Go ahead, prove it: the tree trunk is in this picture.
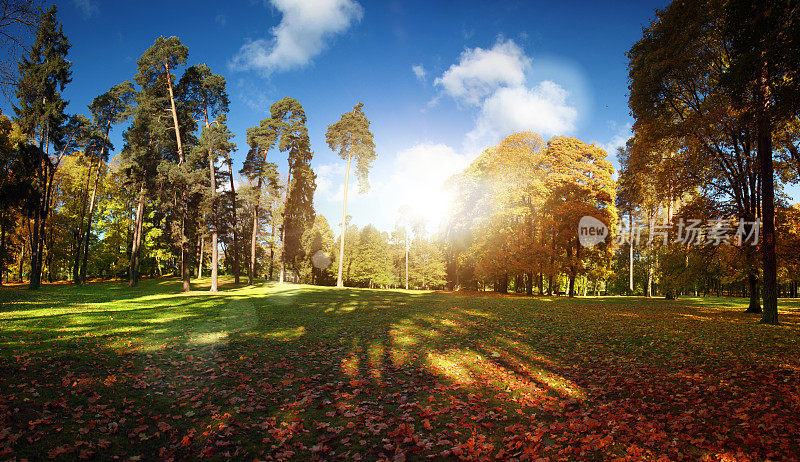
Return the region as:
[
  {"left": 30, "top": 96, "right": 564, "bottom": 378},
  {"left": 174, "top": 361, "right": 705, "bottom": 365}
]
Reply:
[
  {"left": 336, "top": 154, "right": 353, "bottom": 289},
  {"left": 224, "top": 153, "right": 240, "bottom": 284},
  {"left": 269, "top": 209, "right": 276, "bottom": 281},
  {"left": 405, "top": 242, "right": 409, "bottom": 290},
  {"left": 203, "top": 109, "right": 219, "bottom": 292},
  {"left": 757, "top": 59, "right": 778, "bottom": 324},
  {"left": 568, "top": 272, "right": 576, "bottom": 298},
  {"left": 79, "top": 160, "right": 102, "bottom": 284},
  {"left": 250, "top": 190, "right": 259, "bottom": 285},
  {"left": 745, "top": 271, "right": 761, "bottom": 313},
  {"left": 628, "top": 213, "right": 634, "bottom": 295},
  {"left": 280, "top": 171, "right": 292, "bottom": 284},
  {"left": 495, "top": 273, "right": 508, "bottom": 294},
  {"left": 17, "top": 233, "right": 26, "bottom": 282},
  {"left": 74, "top": 161, "right": 93, "bottom": 283},
  {"left": 29, "top": 143, "right": 44, "bottom": 289},
  {"left": 129, "top": 183, "right": 146, "bottom": 287},
  {"left": 197, "top": 235, "right": 204, "bottom": 279},
  {"left": 164, "top": 62, "right": 190, "bottom": 292},
  {"left": 0, "top": 210, "right": 4, "bottom": 286},
  {"left": 525, "top": 271, "right": 533, "bottom": 295}
]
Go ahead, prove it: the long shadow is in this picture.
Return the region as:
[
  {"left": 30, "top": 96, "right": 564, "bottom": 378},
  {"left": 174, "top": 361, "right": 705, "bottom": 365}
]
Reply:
[{"left": 1, "top": 283, "right": 799, "bottom": 460}]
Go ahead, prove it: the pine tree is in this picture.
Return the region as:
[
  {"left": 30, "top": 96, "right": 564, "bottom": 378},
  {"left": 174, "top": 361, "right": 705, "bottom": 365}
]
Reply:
[
  {"left": 272, "top": 97, "right": 316, "bottom": 283},
  {"left": 13, "top": 5, "right": 70, "bottom": 289},
  {"left": 325, "top": 103, "right": 376, "bottom": 288},
  {"left": 135, "top": 36, "right": 192, "bottom": 291},
  {"left": 242, "top": 116, "right": 279, "bottom": 285},
  {"left": 178, "top": 64, "right": 231, "bottom": 291}
]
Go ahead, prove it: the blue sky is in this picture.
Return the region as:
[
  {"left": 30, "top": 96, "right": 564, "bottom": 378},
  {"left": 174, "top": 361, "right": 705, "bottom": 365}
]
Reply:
[{"left": 9, "top": 0, "right": 675, "bottom": 233}]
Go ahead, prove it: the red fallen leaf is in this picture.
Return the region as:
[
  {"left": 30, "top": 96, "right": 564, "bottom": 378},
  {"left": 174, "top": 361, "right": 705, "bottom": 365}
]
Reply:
[
  {"left": 48, "top": 445, "right": 74, "bottom": 458},
  {"left": 157, "top": 422, "right": 172, "bottom": 432},
  {"left": 78, "top": 448, "right": 95, "bottom": 459},
  {"left": 180, "top": 436, "right": 191, "bottom": 447}
]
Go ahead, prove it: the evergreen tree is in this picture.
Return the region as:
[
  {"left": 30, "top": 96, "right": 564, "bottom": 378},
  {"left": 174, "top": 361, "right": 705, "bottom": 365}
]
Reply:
[
  {"left": 178, "top": 64, "right": 231, "bottom": 290},
  {"left": 272, "top": 97, "right": 316, "bottom": 282},
  {"left": 135, "top": 36, "right": 193, "bottom": 291},
  {"left": 242, "top": 115, "right": 279, "bottom": 285},
  {"left": 195, "top": 115, "right": 235, "bottom": 291},
  {"left": 13, "top": 5, "right": 70, "bottom": 289},
  {"left": 325, "top": 102, "right": 376, "bottom": 288}
]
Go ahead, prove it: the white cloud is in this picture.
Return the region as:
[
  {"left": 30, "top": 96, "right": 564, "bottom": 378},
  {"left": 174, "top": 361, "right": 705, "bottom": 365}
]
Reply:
[
  {"left": 315, "top": 163, "right": 346, "bottom": 200},
  {"left": 470, "top": 81, "right": 578, "bottom": 141},
  {"left": 73, "top": 0, "right": 99, "bottom": 19},
  {"left": 412, "top": 64, "right": 426, "bottom": 81},
  {"left": 230, "top": 0, "right": 363, "bottom": 75},
  {"left": 434, "top": 39, "right": 529, "bottom": 105},
  {"left": 215, "top": 13, "right": 227, "bottom": 26},
  {"left": 434, "top": 38, "right": 579, "bottom": 145},
  {"left": 597, "top": 122, "right": 632, "bottom": 167}
]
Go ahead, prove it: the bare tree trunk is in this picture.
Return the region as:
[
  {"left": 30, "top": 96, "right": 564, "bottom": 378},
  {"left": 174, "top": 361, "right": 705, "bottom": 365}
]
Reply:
[
  {"left": 280, "top": 171, "right": 291, "bottom": 284},
  {"left": 29, "top": 123, "right": 47, "bottom": 289},
  {"left": 129, "top": 183, "right": 146, "bottom": 287},
  {"left": 269, "top": 209, "right": 276, "bottom": 280},
  {"left": 0, "top": 209, "right": 4, "bottom": 286},
  {"left": 197, "top": 235, "right": 204, "bottom": 279},
  {"left": 223, "top": 153, "right": 240, "bottom": 284},
  {"left": 203, "top": 109, "right": 219, "bottom": 292},
  {"left": 164, "top": 62, "right": 190, "bottom": 292},
  {"left": 74, "top": 161, "right": 93, "bottom": 283},
  {"left": 628, "top": 213, "right": 634, "bottom": 295},
  {"left": 17, "top": 235, "right": 26, "bottom": 282},
  {"left": 337, "top": 154, "right": 353, "bottom": 289},
  {"left": 80, "top": 160, "right": 102, "bottom": 284},
  {"left": 404, "top": 241, "right": 409, "bottom": 290},
  {"left": 249, "top": 198, "right": 258, "bottom": 285}
]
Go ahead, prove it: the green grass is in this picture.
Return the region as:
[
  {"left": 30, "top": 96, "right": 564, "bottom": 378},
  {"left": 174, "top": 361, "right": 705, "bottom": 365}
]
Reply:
[{"left": 1, "top": 278, "right": 799, "bottom": 460}]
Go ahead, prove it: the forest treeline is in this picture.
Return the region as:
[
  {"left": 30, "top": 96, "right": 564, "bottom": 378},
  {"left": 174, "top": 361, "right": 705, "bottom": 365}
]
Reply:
[{"left": 1, "top": 1, "right": 799, "bottom": 324}]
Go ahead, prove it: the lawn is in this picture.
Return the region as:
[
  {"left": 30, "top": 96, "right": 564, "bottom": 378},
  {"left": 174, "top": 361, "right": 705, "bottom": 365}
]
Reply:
[{"left": 0, "top": 279, "right": 799, "bottom": 461}]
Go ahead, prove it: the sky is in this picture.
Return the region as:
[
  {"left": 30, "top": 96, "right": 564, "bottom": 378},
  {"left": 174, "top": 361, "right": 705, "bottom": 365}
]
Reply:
[{"left": 5, "top": 0, "right": 676, "bottom": 235}]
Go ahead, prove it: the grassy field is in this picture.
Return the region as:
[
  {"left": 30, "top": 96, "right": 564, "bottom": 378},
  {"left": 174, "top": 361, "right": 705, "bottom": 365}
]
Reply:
[{"left": 0, "top": 278, "right": 799, "bottom": 461}]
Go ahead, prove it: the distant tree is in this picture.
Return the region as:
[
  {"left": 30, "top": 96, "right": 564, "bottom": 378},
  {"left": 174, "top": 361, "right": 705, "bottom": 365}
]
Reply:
[
  {"left": 409, "top": 236, "right": 447, "bottom": 290},
  {"left": 79, "top": 81, "right": 134, "bottom": 284},
  {"left": 0, "top": 114, "right": 30, "bottom": 284},
  {"left": 543, "top": 136, "right": 617, "bottom": 298},
  {"left": 349, "top": 225, "right": 393, "bottom": 288},
  {"left": 325, "top": 103, "right": 376, "bottom": 288},
  {"left": 300, "top": 214, "right": 335, "bottom": 284}
]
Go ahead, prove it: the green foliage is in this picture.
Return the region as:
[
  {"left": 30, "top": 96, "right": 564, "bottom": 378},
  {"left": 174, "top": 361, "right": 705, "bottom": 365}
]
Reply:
[
  {"left": 13, "top": 5, "right": 71, "bottom": 145},
  {"left": 325, "top": 102, "right": 377, "bottom": 193}
]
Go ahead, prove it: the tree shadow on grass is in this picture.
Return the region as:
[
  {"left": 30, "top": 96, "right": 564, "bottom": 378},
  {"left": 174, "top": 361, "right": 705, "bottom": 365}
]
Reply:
[{"left": 0, "top": 283, "right": 799, "bottom": 459}]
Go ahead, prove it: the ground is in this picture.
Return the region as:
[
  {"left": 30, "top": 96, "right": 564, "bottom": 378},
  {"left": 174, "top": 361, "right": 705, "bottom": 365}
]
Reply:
[{"left": 0, "top": 279, "right": 799, "bottom": 461}]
